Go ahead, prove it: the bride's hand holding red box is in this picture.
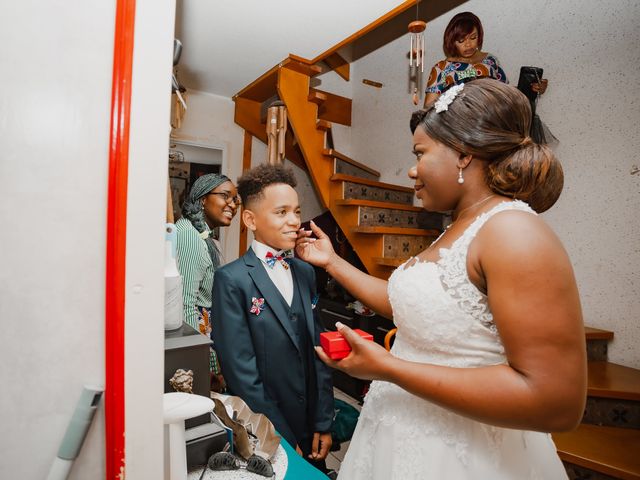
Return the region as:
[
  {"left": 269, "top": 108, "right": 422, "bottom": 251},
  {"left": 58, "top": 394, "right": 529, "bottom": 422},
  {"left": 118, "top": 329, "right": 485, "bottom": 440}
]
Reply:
[{"left": 316, "top": 323, "right": 391, "bottom": 381}]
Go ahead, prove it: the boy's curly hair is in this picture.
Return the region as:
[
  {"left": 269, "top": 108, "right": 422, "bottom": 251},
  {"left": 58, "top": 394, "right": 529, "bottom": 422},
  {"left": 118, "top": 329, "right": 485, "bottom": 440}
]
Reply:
[{"left": 237, "top": 163, "right": 297, "bottom": 207}]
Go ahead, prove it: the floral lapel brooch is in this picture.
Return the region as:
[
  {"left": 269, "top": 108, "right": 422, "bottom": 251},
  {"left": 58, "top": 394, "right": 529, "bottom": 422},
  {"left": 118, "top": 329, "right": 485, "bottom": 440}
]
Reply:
[{"left": 250, "top": 297, "right": 265, "bottom": 316}]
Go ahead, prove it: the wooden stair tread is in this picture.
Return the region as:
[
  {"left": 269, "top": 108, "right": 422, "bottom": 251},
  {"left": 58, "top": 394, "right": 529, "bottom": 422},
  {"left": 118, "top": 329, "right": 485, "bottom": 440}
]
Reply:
[
  {"left": 335, "top": 199, "right": 422, "bottom": 212},
  {"left": 307, "top": 90, "right": 327, "bottom": 105},
  {"left": 281, "top": 57, "right": 322, "bottom": 76},
  {"left": 353, "top": 226, "right": 440, "bottom": 236},
  {"left": 323, "top": 149, "right": 380, "bottom": 177},
  {"left": 585, "top": 326, "right": 614, "bottom": 340},
  {"left": 311, "top": 89, "right": 352, "bottom": 126},
  {"left": 373, "top": 257, "right": 409, "bottom": 267},
  {"left": 588, "top": 361, "right": 640, "bottom": 401},
  {"left": 233, "top": 57, "right": 321, "bottom": 102},
  {"left": 316, "top": 119, "right": 331, "bottom": 131},
  {"left": 331, "top": 173, "right": 414, "bottom": 193},
  {"left": 553, "top": 424, "right": 640, "bottom": 480}
]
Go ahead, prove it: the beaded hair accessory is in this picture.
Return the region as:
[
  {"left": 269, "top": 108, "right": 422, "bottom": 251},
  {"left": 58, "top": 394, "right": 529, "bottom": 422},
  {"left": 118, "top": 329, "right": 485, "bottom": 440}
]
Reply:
[{"left": 434, "top": 83, "right": 464, "bottom": 113}]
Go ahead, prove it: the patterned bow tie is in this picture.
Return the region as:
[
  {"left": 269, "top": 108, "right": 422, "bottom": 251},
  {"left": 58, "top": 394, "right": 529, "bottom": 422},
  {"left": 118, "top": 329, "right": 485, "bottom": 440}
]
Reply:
[{"left": 264, "top": 250, "right": 294, "bottom": 269}]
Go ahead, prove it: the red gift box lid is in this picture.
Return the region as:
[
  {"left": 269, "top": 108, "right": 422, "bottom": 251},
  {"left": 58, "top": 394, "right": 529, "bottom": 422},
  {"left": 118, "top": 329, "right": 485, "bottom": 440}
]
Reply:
[{"left": 320, "top": 329, "right": 373, "bottom": 355}]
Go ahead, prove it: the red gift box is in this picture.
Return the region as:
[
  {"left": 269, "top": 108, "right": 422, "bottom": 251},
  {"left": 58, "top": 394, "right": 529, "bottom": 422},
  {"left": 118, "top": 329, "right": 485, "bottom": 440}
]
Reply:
[{"left": 319, "top": 329, "right": 374, "bottom": 360}]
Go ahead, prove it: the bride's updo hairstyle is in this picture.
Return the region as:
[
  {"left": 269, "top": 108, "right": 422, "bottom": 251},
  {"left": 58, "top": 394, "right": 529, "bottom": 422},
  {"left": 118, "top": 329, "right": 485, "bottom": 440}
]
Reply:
[{"left": 410, "top": 78, "right": 563, "bottom": 213}]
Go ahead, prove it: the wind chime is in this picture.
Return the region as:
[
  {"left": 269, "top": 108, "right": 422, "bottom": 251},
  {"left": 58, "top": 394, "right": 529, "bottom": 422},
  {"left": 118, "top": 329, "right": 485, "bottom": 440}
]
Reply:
[
  {"left": 408, "top": 1, "right": 427, "bottom": 105},
  {"left": 266, "top": 100, "right": 287, "bottom": 165}
]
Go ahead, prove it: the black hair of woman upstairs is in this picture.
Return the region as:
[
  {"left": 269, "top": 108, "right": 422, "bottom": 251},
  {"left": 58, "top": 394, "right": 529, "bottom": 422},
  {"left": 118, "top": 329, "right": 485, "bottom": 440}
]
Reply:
[
  {"left": 424, "top": 11, "right": 548, "bottom": 107},
  {"left": 297, "top": 78, "right": 585, "bottom": 480}
]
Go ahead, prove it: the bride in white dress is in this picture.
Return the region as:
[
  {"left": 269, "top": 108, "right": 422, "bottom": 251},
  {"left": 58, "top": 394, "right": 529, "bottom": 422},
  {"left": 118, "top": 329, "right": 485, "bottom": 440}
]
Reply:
[{"left": 296, "top": 79, "right": 586, "bottom": 479}]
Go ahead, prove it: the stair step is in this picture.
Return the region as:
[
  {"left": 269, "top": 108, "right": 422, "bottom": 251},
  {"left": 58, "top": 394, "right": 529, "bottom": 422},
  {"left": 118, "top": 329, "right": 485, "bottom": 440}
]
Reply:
[
  {"left": 332, "top": 173, "right": 415, "bottom": 206},
  {"left": 585, "top": 327, "right": 614, "bottom": 362},
  {"left": 359, "top": 205, "right": 422, "bottom": 228},
  {"left": 553, "top": 424, "right": 640, "bottom": 480},
  {"left": 585, "top": 327, "right": 615, "bottom": 340},
  {"left": 282, "top": 58, "right": 322, "bottom": 77},
  {"left": 324, "top": 149, "right": 380, "bottom": 181},
  {"left": 582, "top": 361, "right": 640, "bottom": 430},
  {"left": 584, "top": 396, "right": 640, "bottom": 430},
  {"left": 353, "top": 226, "right": 440, "bottom": 236},
  {"left": 333, "top": 159, "right": 379, "bottom": 181},
  {"left": 324, "top": 149, "right": 380, "bottom": 177},
  {"left": 307, "top": 90, "right": 327, "bottom": 105},
  {"left": 374, "top": 257, "right": 409, "bottom": 267},
  {"left": 336, "top": 199, "right": 445, "bottom": 233},
  {"left": 335, "top": 199, "right": 422, "bottom": 212},
  {"left": 331, "top": 173, "right": 413, "bottom": 192},
  {"left": 234, "top": 57, "right": 321, "bottom": 102},
  {"left": 588, "top": 362, "right": 640, "bottom": 401},
  {"left": 316, "top": 119, "right": 331, "bottom": 131},
  {"left": 311, "top": 88, "right": 352, "bottom": 126}
]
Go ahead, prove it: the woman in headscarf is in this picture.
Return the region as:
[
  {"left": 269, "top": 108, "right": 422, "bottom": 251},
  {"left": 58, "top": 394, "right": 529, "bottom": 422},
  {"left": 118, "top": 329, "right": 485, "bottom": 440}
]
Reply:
[{"left": 176, "top": 173, "right": 240, "bottom": 392}]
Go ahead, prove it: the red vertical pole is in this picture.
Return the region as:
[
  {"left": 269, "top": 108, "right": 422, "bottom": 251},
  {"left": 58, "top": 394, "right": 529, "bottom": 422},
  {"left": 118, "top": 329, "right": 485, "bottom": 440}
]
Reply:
[{"left": 106, "top": 0, "right": 136, "bottom": 477}]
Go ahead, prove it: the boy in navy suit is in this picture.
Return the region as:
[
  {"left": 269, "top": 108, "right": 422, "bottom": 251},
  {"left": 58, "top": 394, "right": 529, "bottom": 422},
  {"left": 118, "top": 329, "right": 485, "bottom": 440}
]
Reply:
[{"left": 211, "top": 164, "right": 333, "bottom": 468}]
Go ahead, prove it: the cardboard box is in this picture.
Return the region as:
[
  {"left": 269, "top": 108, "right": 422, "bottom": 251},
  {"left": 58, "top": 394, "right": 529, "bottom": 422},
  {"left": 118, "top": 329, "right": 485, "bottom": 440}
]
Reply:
[{"left": 320, "top": 329, "right": 373, "bottom": 360}]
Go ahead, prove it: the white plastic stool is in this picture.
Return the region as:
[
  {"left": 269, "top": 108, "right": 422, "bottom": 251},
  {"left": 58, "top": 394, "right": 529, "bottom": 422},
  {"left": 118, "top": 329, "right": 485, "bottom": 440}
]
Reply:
[{"left": 163, "top": 392, "right": 214, "bottom": 480}]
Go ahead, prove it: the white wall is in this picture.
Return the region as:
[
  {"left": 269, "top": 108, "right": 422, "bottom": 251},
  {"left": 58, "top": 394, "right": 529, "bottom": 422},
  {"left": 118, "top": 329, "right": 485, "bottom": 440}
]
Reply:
[
  {"left": 349, "top": 0, "right": 640, "bottom": 367},
  {"left": 314, "top": 70, "right": 355, "bottom": 158},
  {"left": 126, "top": 0, "right": 176, "bottom": 478},
  {"left": 171, "top": 90, "right": 246, "bottom": 259},
  {"left": 0, "top": 1, "right": 114, "bottom": 477},
  {"left": 0, "top": 0, "right": 174, "bottom": 478}
]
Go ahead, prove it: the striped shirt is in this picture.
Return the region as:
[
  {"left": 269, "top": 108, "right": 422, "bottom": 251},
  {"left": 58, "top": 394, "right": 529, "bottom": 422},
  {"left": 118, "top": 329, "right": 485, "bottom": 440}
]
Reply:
[{"left": 175, "top": 217, "right": 216, "bottom": 330}]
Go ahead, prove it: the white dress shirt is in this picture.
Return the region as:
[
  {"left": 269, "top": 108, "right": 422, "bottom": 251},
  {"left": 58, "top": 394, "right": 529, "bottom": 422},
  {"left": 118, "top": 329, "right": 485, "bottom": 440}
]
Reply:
[{"left": 251, "top": 240, "right": 294, "bottom": 306}]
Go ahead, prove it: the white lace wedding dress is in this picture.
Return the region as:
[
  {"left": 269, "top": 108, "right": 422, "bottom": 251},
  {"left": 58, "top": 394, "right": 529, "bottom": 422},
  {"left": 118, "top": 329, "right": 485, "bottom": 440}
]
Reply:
[{"left": 337, "top": 201, "right": 567, "bottom": 480}]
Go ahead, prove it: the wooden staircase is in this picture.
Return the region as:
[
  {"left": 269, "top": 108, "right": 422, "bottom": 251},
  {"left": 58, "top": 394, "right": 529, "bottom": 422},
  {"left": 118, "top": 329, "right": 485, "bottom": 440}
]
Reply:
[
  {"left": 233, "top": 57, "right": 441, "bottom": 279},
  {"left": 553, "top": 327, "right": 640, "bottom": 479}
]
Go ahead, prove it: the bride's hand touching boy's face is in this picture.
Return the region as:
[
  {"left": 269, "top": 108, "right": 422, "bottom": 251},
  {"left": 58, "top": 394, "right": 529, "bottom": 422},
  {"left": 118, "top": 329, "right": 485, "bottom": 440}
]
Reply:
[
  {"left": 315, "top": 322, "right": 391, "bottom": 381},
  {"left": 295, "top": 221, "right": 336, "bottom": 269}
]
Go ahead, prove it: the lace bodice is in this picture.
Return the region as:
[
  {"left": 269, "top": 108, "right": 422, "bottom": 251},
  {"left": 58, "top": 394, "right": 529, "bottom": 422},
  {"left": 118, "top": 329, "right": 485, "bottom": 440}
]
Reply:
[
  {"left": 387, "top": 200, "right": 535, "bottom": 368},
  {"left": 338, "top": 202, "right": 565, "bottom": 480},
  {"left": 356, "top": 201, "right": 539, "bottom": 466}
]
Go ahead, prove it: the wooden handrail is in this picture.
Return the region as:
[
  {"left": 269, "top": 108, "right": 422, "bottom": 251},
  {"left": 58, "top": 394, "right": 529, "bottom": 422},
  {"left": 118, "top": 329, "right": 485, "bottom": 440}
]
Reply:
[{"left": 288, "top": 0, "right": 467, "bottom": 67}]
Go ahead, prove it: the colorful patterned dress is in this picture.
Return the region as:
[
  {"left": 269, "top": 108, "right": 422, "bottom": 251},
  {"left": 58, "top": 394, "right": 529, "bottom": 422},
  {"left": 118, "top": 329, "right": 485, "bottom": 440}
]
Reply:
[{"left": 425, "top": 53, "right": 508, "bottom": 95}]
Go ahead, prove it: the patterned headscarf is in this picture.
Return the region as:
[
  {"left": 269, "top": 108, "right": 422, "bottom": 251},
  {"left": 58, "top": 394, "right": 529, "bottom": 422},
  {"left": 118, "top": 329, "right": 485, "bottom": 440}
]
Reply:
[{"left": 181, "top": 173, "right": 230, "bottom": 268}]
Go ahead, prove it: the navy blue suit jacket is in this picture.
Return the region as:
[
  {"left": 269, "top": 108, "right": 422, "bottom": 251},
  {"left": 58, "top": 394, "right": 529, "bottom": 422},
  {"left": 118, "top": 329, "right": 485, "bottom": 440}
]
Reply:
[{"left": 211, "top": 247, "right": 334, "bottom": 447}]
